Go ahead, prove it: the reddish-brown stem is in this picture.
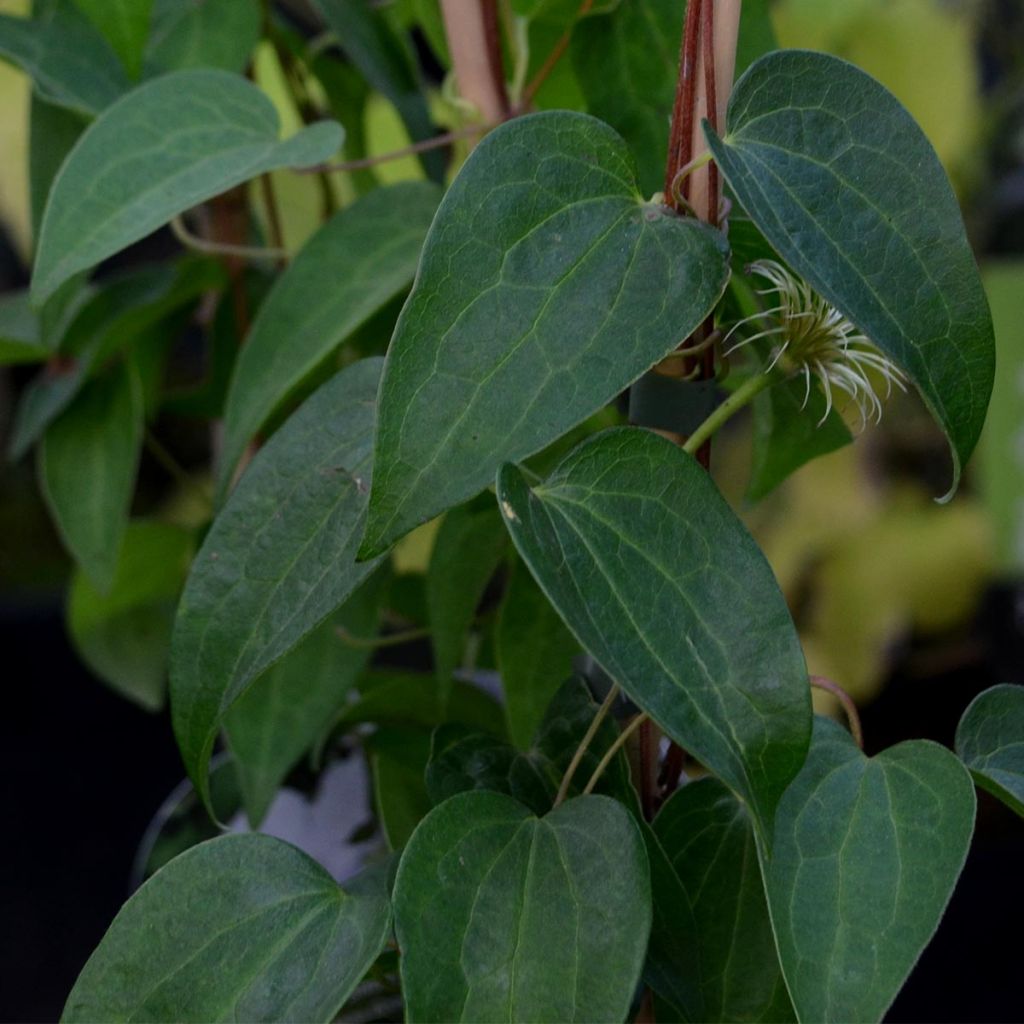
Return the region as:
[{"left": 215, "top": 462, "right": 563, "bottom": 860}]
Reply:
[
  {"left": 519, "top": 0, "right": 595, "bottom": 110},
  {"left": 810, "top": 676, "right": 865, "bottom": 750},
  {"left": 663, "top": 0, "right": 702, "bottom": 206}
]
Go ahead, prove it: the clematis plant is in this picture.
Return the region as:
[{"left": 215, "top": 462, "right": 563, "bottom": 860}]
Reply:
[{"left": 1, "top": 1, "right": 1018, "bottom": 1022}]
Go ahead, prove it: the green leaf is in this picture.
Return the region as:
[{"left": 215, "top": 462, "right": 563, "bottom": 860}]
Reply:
[
  {"left": 425, "top": 724, "right": 554, "bottom": 814},
  {"left": 498, "top": 428, "right": 811, "bottom": 835},
  {"left": 571, "top": 0, "right": 682, "bottom": 196},
  {"left": 143, "top": 0, "right": 261, "bottom": 77},
  {"left": 29, "top": 94, "right": 85, "bottom": 240},
  {"left": 63, "top": 835, "right": 391, "bottom": 1023},
  {"left": 393, "top": 791, "right": 651, "bottom": 1023},
  {"left": 331, "top": 671, "right": 506, "bottom": 738},
  {"left": 427, "top": 495, "right": 508, "bottom": 686},
  {"left": 766, "top": 717, "right": 975, "bottom": 1023},
  {"left": 640, "top": 823, "right": 703, "bottom": 1022},
  {"left": 369, "top": 727, "right": 433, "bottom": 850},
  {"left": 170, "top": 358, "right": 385, "bottom": 812},
  {"left": 735, "top": 0, "right": 778, "bottom": 78},
  {"left": 39, "top": 361, "right": 143, "bottom": 591},
  {"left": 955, "top": 684, "right": 1024, "bottom": 818},
  {"left": 310, "top": 0, "right": 443, "bottom": 181},
  {"left": 0, "top": 0, "right": 128, "bottom": 117},
  {"left": 31, "top": 69, "right": 342, "bottom": 304},
  {"left": 978, "top": 263, "right": 1024, "bottom": 573},
  {"left": 0, "top": 290, "right": 47, "bottom": 365},
  {"left": 423, "top": 675, "right": 634, "bottom": 814},
  {"left": 224, "top": 571, "right": 389, "bottom": 827},
  {"left": 72, "top": 0, "right": 152, "bottom": 79},
  {"left": 747, "top": 375, "right": 852, "bottom": 501},
  {"left": 653, "top": 778, "right": 794, "bottom": 1023},
  {"left": 219, "top": 182, "right": 439, "bottom": 496},
  {"left": 68, "top": 521, "right": 194, "bottom": 711},
  {"left": 705, "top": 50, "right": 994, "bottom": 499},
  {"left": 497, "top": 559, "right": 580, "bottom": 748},
  {"left": 11, "top": 260, "right": 220, "bottom": 459},
  {"left": 361, "top": 111, "right": 730, "bottom": 557}
]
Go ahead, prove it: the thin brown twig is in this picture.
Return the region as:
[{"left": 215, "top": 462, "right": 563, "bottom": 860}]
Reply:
[
  {"left": 297, "top": 124, "right": 487, "bottom": 174},
  {"left": 518, "top": 0, "right": 595, "bottom": 110},
  {"left": 810, "top": 675, "right": 865, "bottom": 750}
]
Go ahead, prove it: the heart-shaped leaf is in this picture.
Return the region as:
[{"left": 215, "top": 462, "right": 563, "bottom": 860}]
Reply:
[
  {"left": 955, "top": 684, "right": 1024, "bottom": 818},
  {"left": 31, "top": 69, "right": 342, "bottom": 304},
  {"left": 360, "top": 110, "right": 730, "bottom": 558},
  {"left": 39, "top": 360, "right": 143, "bottom": 592},
  {"left": 705, "top": 50, "right": 994, "bottom": 498},
  {"left": 393, "top": 791, "right": 650, "bottom": 1023},
  {"left": 63, "top": 835, "right": 391, "bottom": 1023},
  {"left": 170, "top": 358, "right": 385, "bottom": 812},
  {"left": 652, "top": 778, "right": 794, "bottom": 1023},
  {"left": 218, "top": 182, "right": 440, "bottom": 497},
  {"left": 766, "top": 717, "right": 975, "bottom": 1023},
  {"left": 498, "top": 428, "right": 811, "bottom": 835}
]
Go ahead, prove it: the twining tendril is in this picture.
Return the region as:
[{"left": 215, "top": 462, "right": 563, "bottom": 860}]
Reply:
[{"left": 724, "top": 260, "right": 907, "bottom": 428}]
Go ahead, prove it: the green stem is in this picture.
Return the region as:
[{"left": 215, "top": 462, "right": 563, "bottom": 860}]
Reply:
[
  {"left": 554, "top": 684, "right": 620, "bottom": 807},
  {"left": 582, "top": 712, "right": 649, "bottom": 795},
  {"left": 682, "top": 370, "right": 774, "bottom": 455},
  {"left": 335, "top": 625, "right": 430, "bottom": 649}
]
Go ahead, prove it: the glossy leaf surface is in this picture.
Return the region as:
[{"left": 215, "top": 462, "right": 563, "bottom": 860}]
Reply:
[
  {"left": 32, "top": 69, "right": 342, "bottom": 303},
  {"left": 63, "top": 835, "right": 390, "bottom": 1023},
  {"left": 498, "top": 428, "right": 811, "bottom": 833},
  {"left": 955, "top": 684, "right": 1024, "bottom": 817},
  {"left": 653, "top": 778, "right": 794, "bottom": 1022},
  {"left": 39, "top": 361, "right": 142, "bottom": 591},
  {"left": 393, "top": 792, "right": 650, "bottom": 1022},
  {"left": 171, "top": 359, "right": 384, "bottom": 810},
  {"left": 767, "top": 717, "right": 975, "bottom": 1023},
  {"left": 361, "top": 111, "right": 730, "bottom": 557},
  {"left": 706, "top": 50, "right": 994, "bottom": 497},
  {"left": 218, "top": 182, "right": 439, "bottom": 495}
]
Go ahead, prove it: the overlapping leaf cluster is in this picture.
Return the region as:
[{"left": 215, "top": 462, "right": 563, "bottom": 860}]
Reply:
[{"left": 1, "top": 2, "right": 1014, "bottom": 1023}]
